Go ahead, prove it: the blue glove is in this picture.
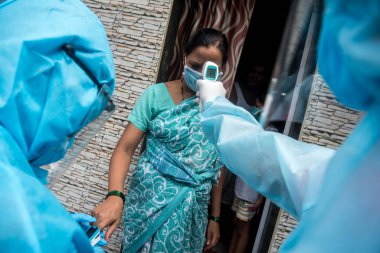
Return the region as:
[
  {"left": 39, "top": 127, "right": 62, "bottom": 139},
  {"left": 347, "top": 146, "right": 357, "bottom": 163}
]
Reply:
[
  {"left": 93, "top": 232, "right": 107, "bottom": 253},
  {"left": 71, "top": 212, "right": 96, "bottom": 231},
  {"left": 71, "top": 212, "right": 107, "bottom": 252}
]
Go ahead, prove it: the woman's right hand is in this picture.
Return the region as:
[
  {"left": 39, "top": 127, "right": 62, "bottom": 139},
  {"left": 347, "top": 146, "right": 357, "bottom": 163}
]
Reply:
[{"left": 91, "top": 196, "right": 124, "bottom": 242}]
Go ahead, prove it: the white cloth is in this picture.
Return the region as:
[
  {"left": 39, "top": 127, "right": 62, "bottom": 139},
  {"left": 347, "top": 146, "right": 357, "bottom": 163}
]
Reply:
[{"left": 235, "top": 176, "right": 260, "bottom": 203}]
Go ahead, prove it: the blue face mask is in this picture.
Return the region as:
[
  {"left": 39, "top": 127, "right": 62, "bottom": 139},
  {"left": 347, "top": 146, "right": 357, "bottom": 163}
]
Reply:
[
  {"left": 29, "top": 134, "right": 76, "bottom": 168},
  {"left": 183, "top": 65, "right": 203, "bottom": 92}
]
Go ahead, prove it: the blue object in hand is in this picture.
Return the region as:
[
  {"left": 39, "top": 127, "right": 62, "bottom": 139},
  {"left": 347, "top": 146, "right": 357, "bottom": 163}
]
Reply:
[{"left": 71, "top": 212, "right": 107, "bottom": 252}]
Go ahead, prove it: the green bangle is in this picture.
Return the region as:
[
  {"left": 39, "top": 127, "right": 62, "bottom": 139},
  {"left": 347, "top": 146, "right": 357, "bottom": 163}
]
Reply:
[
  {"left": 106, "top": 190, "right": 125, "bottom": 204},
  {"left": 208, "top": 215, "right": 220, "bottom": 223}
]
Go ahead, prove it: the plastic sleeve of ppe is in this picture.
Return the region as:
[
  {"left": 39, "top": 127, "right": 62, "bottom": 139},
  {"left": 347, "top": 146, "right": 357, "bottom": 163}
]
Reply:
[{"left": 201, "top": 97, "right": 335, "bottom": 219}]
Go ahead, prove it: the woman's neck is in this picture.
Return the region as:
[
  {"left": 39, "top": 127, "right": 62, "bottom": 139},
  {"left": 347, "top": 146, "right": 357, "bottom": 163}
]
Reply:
[{"left": 181, "top": 79, "right": 195, "bottom": 99}]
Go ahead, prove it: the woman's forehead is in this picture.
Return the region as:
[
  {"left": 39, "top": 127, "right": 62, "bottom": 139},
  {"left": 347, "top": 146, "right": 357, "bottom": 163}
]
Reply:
[{"left": 187, "top": 46, "right": 223, "bottom": 66}]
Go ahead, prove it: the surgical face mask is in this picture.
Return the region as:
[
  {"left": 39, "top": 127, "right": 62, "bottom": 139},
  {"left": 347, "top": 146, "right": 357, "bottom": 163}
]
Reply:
[
  {"left": 30, "top": 134, "right": 75, "bottom": 169},
  {"left": 44, "top": 45, "right": 115, "bottom": 187},
  {"left": 35, "top": 81, "right": 114, "bottom": 186},
  {"left": 46, "top": 98, "right": 113, "bottom": 187},
  {"left": 183, "top": 65, "right": 203, "bottom": 92}
]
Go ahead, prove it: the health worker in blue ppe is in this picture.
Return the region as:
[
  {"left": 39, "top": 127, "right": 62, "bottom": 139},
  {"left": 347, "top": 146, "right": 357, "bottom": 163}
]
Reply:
[
  {"left": 0, "top": 0, "right": 115, "bottom": 252},
  {"left": 197, "top": 0, "right": 380, "bottom": 252}
]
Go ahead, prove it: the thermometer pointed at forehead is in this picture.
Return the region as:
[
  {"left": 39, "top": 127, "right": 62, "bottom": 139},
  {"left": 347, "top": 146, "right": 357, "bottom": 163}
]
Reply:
[{"left": 202, "top": 61, "right": 219, "bottom": 81}]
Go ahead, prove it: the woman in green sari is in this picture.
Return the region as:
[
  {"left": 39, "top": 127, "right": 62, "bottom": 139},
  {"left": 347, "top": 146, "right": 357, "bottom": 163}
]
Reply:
[{"left": 92, "top": 28, "right": 228, "bottom": 253}]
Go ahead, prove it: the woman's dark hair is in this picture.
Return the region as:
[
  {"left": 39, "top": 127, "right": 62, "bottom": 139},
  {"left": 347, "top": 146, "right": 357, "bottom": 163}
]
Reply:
[{"left": 184, "top": 28, "right": 229, "bottom": 66}]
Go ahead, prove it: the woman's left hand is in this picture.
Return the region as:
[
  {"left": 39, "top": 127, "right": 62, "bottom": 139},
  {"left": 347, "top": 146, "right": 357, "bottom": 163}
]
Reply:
[{"left": 203, "top": 219, "right": 220, "bottom": 252}]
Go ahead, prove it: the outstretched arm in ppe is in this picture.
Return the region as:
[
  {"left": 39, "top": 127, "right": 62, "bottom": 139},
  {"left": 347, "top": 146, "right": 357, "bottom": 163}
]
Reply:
[
  {"left": 200, "top": 96, "right": 335, "bottom": 219},
  {"left": 92, "top": 123, "right": 145, "bottom": 241}
]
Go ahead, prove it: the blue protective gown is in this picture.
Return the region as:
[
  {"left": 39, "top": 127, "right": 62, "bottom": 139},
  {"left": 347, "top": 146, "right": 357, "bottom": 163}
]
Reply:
[
  {"left": 201, "top": 0, "right": 380, "bottom": 252},
  {"left": 0, "top": 0, "right": 115, "bottom": 252}
]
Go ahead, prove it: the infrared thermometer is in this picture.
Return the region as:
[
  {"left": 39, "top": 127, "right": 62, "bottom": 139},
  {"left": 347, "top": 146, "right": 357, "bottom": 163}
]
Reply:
[{"left": 202, "top": 61, "right": 219, "bottom": 81}]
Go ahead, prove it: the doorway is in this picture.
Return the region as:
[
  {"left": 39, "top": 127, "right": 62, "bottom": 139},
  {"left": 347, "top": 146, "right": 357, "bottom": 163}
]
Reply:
[{"left": 219, "top": 0, "right": 292, "bottom": 253}]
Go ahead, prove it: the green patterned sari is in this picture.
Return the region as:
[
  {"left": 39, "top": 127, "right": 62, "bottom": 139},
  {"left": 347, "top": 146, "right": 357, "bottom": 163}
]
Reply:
[{"left": 123, "top": 96, "right": 222, "bottom": 253}]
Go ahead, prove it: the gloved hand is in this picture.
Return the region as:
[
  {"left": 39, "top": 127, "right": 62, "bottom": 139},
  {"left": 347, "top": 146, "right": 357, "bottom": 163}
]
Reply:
[
  {"left": 93, "top": 233, "right": 107, "bottom": 253},
  {"left": 196, "top": 79, "right": 226, "bottom": 111},
  {"left": 71, "top": 212, "right": 96, "bottom": 231},
  {"left": 71, "top": 212, "right": 107, "bottom": 252}
]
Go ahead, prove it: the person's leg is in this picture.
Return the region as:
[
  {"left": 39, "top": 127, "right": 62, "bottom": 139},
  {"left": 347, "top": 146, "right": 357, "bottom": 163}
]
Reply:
[
  {"left": 229, "top": 199, "right": 255, "bottom": 253},
  {"left": 228, "top": 198, "right": 240, "bottom": 253},
  {"left": 233, "top": 219, "right": 251, "bottom": 253},
  {"left": 229, "top": 216, "right": 239, "bottom": 253}
]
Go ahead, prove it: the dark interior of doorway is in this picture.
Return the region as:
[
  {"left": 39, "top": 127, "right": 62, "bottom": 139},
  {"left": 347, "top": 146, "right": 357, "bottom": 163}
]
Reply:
[
  {"left": 229, "top": 0, "right": 292, "bottom": 108},
  {"left": 219, "top": 0, "right": 292, "bottom": 253}
]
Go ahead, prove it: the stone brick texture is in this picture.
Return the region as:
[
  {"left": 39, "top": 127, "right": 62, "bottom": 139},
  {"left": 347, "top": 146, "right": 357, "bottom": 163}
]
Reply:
[
  {"left": 269, "top": 74, "right": 362, "bottom": 252},
  {"left": 50, "top": 1, "right": 173, "bottom": 252}
]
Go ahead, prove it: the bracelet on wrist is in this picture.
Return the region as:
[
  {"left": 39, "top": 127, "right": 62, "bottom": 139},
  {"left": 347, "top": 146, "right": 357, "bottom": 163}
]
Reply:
[
  {"left": 208, "top": 215, "right": 220, "bottom": 223},
  {"left": 106, "top": 190, "right": 125, "bottom": 204}
]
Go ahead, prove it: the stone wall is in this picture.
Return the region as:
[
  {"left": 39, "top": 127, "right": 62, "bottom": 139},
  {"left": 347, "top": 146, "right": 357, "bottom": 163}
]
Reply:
[
  {"left": 50, "top": 1, "right": 174, "bottom": 252},
  {"left": 268, "top": 73, "right": 362, "bottom": 252}
]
